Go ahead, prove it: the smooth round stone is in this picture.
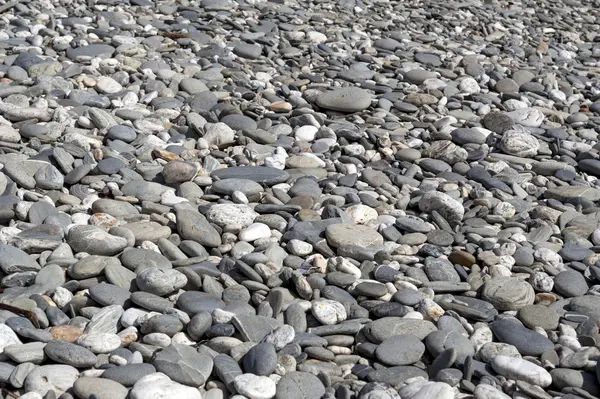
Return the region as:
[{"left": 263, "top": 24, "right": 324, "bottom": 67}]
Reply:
[
  {"left": 396, "top": 148, "right": 421, "bottom": 162},
  {"left": 3, "top": 342, "right": 45, "bottom": 364},
  {"left": 448, "top": 251, "right": 476, "bottom": 267},
  {"left": 211, "top": 167, "right": 288, "bottom": 185},
  {"left": 68, "top": 256, "right": 119, "bottom": 279},
  {"left": 364, "top": 318, "right": 437, "bottom": 343},
  {"left": 239, "top": 223, "right": 271, "bottom": 242},
  {"left": 392, "top": 289, "right": 423, "bottom": 306},
  {"left": 234, "top": 373, "right": 276, "bottom": 399},
  {"left": 569, "top": 296, "right": 600, "bottom": 323},
  {"left": 24, "top": 365, "right": 79, "bottom": 396},
  {"left": 311, "top": 299, "right": 347, "bottom": 325},
  {"left": 152, "top": 344, "right": 213, "bottom": 386},
  {"left": 220, "top": 114, "right": 258, "bottom": 131},
  {"left": 409, "top": 382, "right": 454, "bottom": 399},
  {"left": 141, "top": 315, "right": 183, "bottom": 337},
  {"left": 130, "top": 373, "right": 202, "bottom": 399},
  {"left": 179, "top": 78, "right": 209, "bottom": 95},
  {"left": 403, "top": 69, "right": 437, "bottom": 84},
  {"left": 517, "top": 305, "right": 560, "bottom": 330},
  {"left": 482, "top": 112, "right": 515, "bottom": 133},
  {"left": 97, "top": 158, "right": 126, "bottom": 175},
  {"left": 233, "top": 42, "right": 263, "bottom": 59},
  {"left": 495, "top": 78, "right": 519, "bottom": 93},
  {"left": 66, "top": 44, "right": 115, "bottom": 60},
  {"left": 550, "top": 368, "right": 600, "bottom": 396},
  {"left": 325, "top": 224, "right": 384, "bottom": 249},
  {"left": 107, "top": 125, "right": 136, "bottom": 142},
  {"left": 162, "top": 161, "right": 197, "bottom": 184},
  {"left": 102, "top": 364, "right": 157, "bottom": 387},
  {"left": 242, "top": 342, "right": 277, "bottom": 376},
  {"left": 425, "top": 331, "right": 475, "bottom": 366},
  {"left": 481, "top": 277, "right": 535, "bottom": 310},
  {"left": 212, "top": 178, "right": 263, "bottom": 196},
  {"left": 295, "top": 125, "right": 318, "bottom": 141},
  {"left": 315, "top": 87, "right": 372, "bottom": 113},
  {"left": 553, "top": 270, "right": 588, "bottom": 297},
  {"left": 44, "top": 340, "right": 97, "bottom": 368},
  {"left": 394, "top": 101, "right": 418, "bottom": 113},
  {"left": 418, "top": 191, "right": 464, "bottom": 224},
  {"left": 88, "top": 283, "right": 131, "bottom": 307},
  {"left": 131, "top": 292, "right": 174, "bottom": 312},
  {"left": 176, "top": 209, "right": 221, "bottom": 248},
  {"left": 578, "top": 159, "right": 600, "bottom": 177},
  {"left": 490, "top": 318, "right": 554, "bottom": 356},
  {"left": 121, "top": 248, "right": 171, "bottom": 271},
  {"left": 436, "top": 368, "right": 462, "bottom": 386},
  {"left": 477, "top": 342, "right": 521, "bottom": 363},
  {"left": 367, "top": 366, "right": 428, "bottom": 386},
  {"left": 92, "top": 199, "right": 139, "bottom": 218},
  {"left": 450, "top": 128, "right": 486, "bottom": 145},
  {"left": 177, "top": 291, "right": 225, "bottom": 316},
  {"left": 121, "top": 180, "right": 169, "bottom": 202},
  {"left": 206, "top": 204, "right": 258, "bottom": 228},
  {"left": 426, "top": 231, "right": 454, "bottom": 246},
  {"left": 491, "top": 356, "right": 551, "bottom": 387},
  {"left": 77, "top": 333, "right": 121, "bottom": 354},
  {"left": 105, "top": 263, "right": 136, "bottom": 290},
  {"left": 136, "top": 268, "right": 188, "bottom": 297},
  {"left": 67, "top": 226, "right": 128, "bottom": 256},
  {"left": 275, "top": 371, "right": 326, "bottom": 399},
  {"left": 73, "top": 377, "right": 128, "bottom": 399},
  {"left": 375, "top": 335, "right": 425, "bottom": 366},
  {"left": 473, "top": 384, "right": 511, "bottom": 399}
]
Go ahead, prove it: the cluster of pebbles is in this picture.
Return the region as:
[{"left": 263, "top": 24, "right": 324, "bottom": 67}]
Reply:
[{"left": 0, "top": 0, "right": 600, "bottom": 398}]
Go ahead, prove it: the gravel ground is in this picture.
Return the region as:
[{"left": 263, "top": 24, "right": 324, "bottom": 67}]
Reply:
[{"left": 0, "top": 0, "right": 599, "bottom": 398}]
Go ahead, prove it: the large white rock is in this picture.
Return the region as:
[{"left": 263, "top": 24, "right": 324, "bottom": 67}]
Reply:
[
  {"left": 24, "top": 365, "right": 79, "bottom": 396},
  {"left": 203, "top": 122, "right": 235, "bottom": 146},
  {"left": 411, "top": 382, "right": 454, "bottom": 399},
  {"left": 234, "top": 374, "right": 276, "bottom": 399},
  {"left": 346, "top": 204, "right": 378, "bottom": 224},
  {"left": 95, "top": 76, "right": 123, "bottom": 94},
  {"left": 239, "top": 223, "right": 271, "bottom": 242},
  {"left": 499, "top": 129, "right": 539, "bottom": 157},
  {"left": 130, "top": 373, "right": 202, "bottom": 399},
  {"left": 77, "top": 333, "right": 122, "bottom": 354},
  {"left": 491, "top": 355, "right": 551, "bottom": 387},
  {"left": 295, "top": 125, "right": 318, "bottom": 141},
  {"left": 311, "top": 299, "right": 347, "bottom": 325},
  {"left": 506, "top": 107, "right": 544, "bottom": 127},
  {"left": 0, "top": 323, "right": 21, "bottom": 354},
  {"left": 206, "top": 204, "right": 258, "bottom": 228},
  {"left": 418, "top": 191, "right": 464, "bottom": 224},
  {"left": 473, "top": 384, "right": 511, "bottom": 399}
]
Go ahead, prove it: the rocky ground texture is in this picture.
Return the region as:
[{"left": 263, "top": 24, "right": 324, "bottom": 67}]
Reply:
[{"left": 0, "top": 0, "right": 599, "bottom": 398}]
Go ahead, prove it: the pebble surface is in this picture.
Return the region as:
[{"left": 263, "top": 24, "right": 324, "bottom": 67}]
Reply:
[{"left": 0, "top": 0, "right": 599, "bottom": 398}]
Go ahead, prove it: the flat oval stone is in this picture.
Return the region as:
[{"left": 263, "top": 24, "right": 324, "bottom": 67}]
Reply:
[
  {"left": 73, "top": 377, "right": 128, "bottom": 399},
  {"left": 375, "top": 334, "right": 425, "bottom": 366},
  {"left": 102, "top": 364, "right": 157, "bottom": 387},
  {"left": 367, "top": 366, "right": 428, "bottom": 386},
  {"left": 482, "top": 277, "right": 535, "bottom": 310},
  {"left": 275, "top": 371, "right": 326, "bottom": 399},
  {"left": 211, "top": 179, "right": 263, "bottom": 196},
  {"left": 490, "top": 318, "right": 554, "bottom": 356},
  {"left": 364, "top": 318, "right": 437, "bottom": 343},
  {"left": 325, "top": 224, "right": 384, "bottom": 249},
  {"left": 315, "top": 87, "right": 372, "bottom": 113},
  {"left": 44, "top": 340, "right": 97, "bottom": 368},
  {"left": 211, "top": 166, "right": 289, "bottom": 185},
  {"left": 491, "top": 356, "right": 551, "bottom": 387}
]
